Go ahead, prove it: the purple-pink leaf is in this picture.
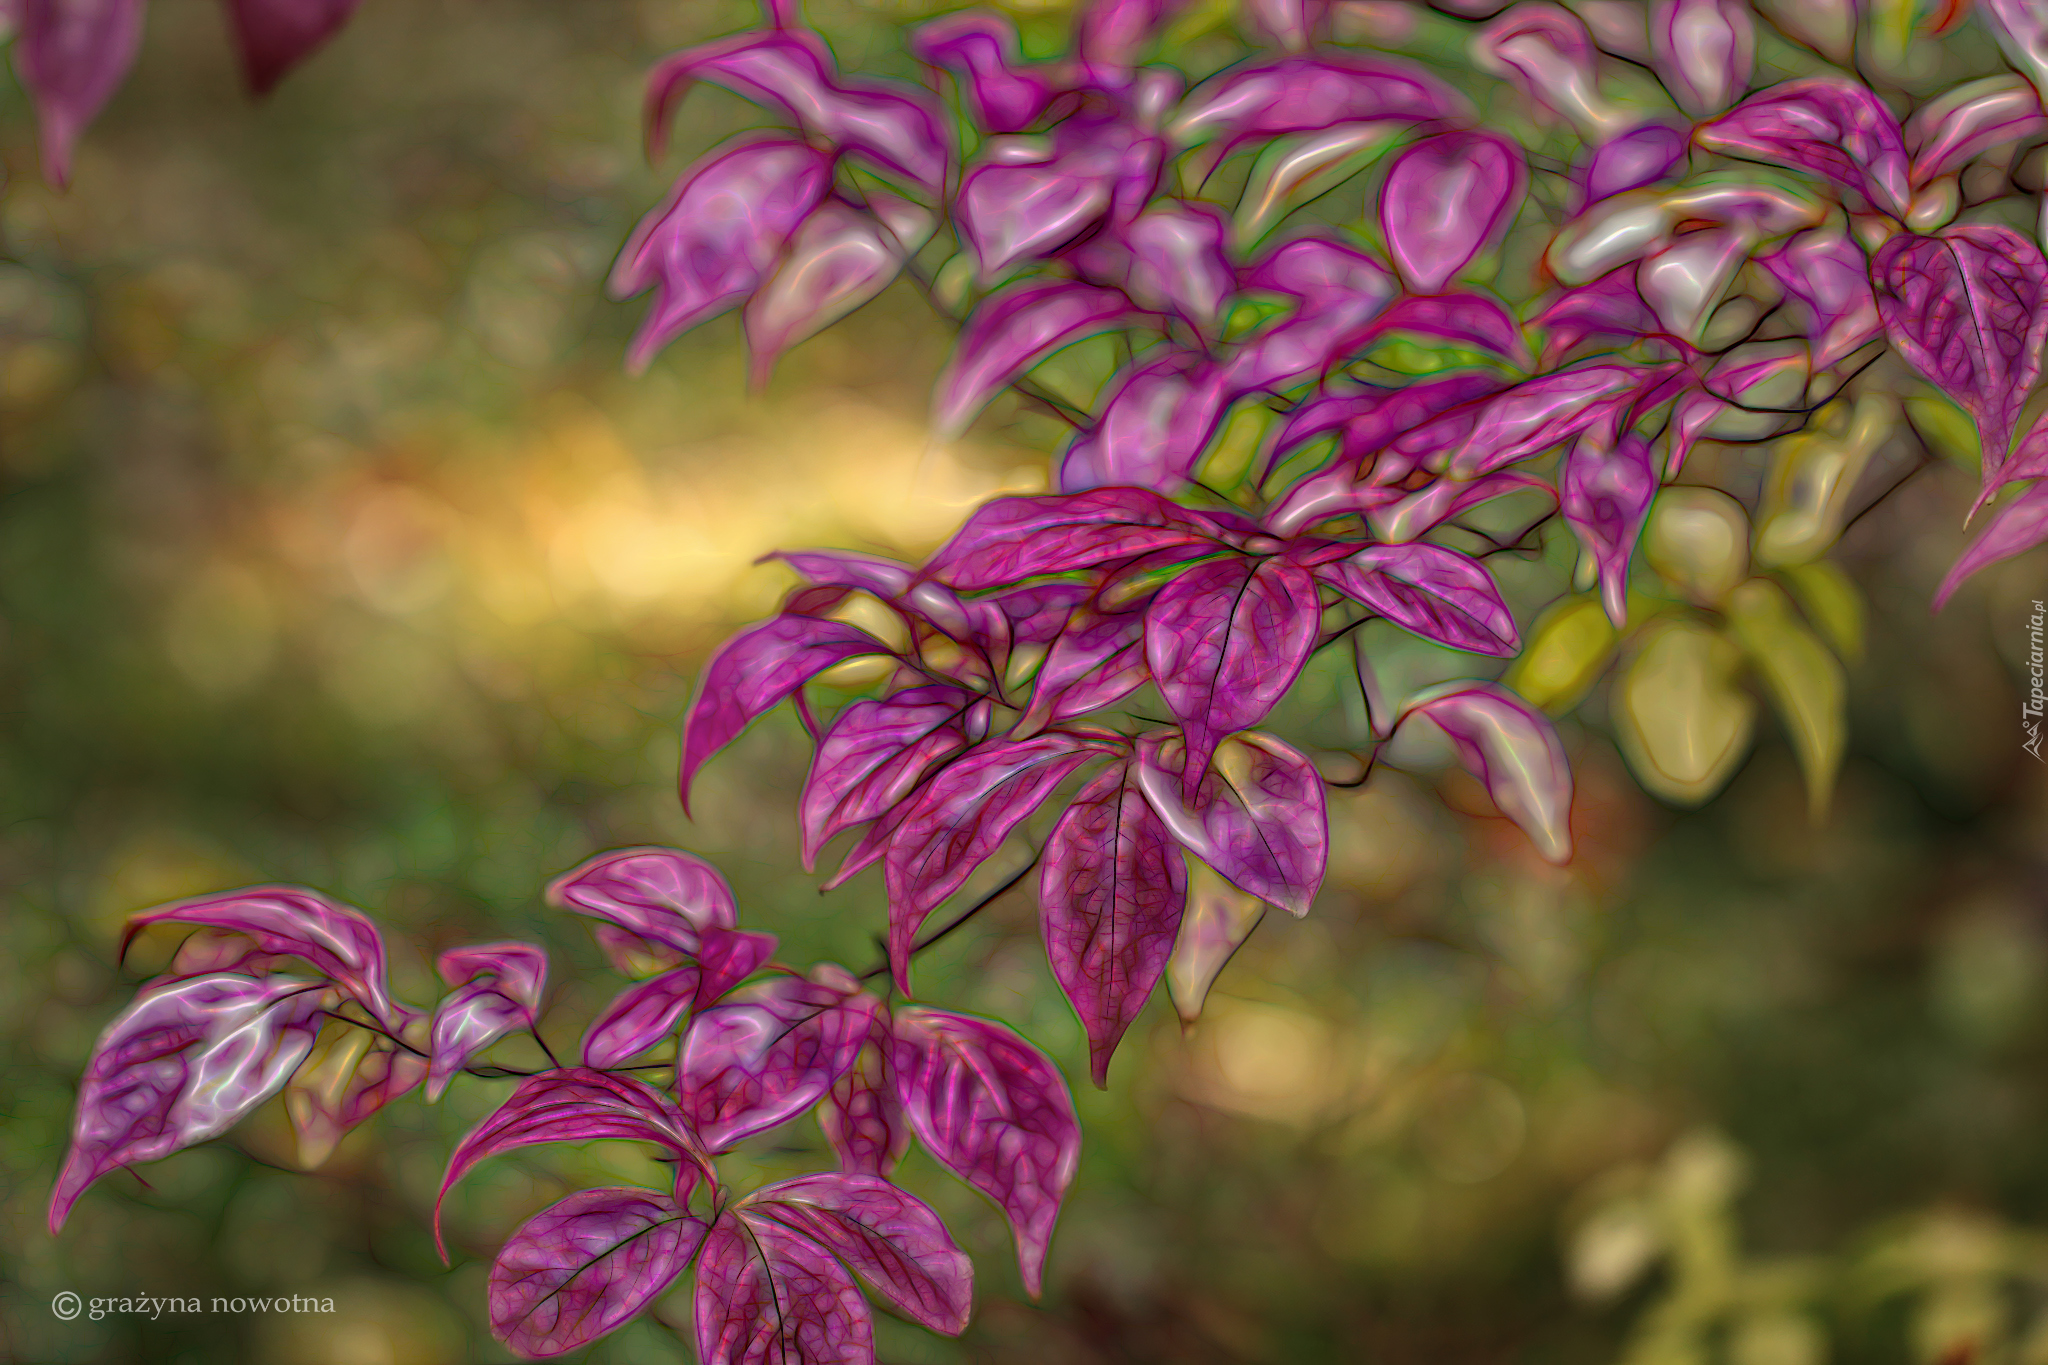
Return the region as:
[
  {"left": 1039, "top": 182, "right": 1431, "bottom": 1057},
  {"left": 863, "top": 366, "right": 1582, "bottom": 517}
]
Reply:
[
  {"left": 743, "top": 1172, "right": 973, "bottom": 1335},
  {"left": 1650, "top": 0, "right": 1753, "bottom": 116},
  {"left": 1170, "top": 53, "right": 1463, "bottom": 150},
  {"left": 1579, "top": 122, "right": 1689, "bottom": 205},
  {"left": 1872, "top": 225, "right": 2048, "bottom": 501},
  {"left": 125, "top": 887, "right": 400, "bottom": 1028},
  {"left": 16, "top": 0, "right": 145, "bottom": 187},
  {"left": 800, "top": 686, "right": 978, "bottom": 869},
  {"left": 1360, "top": 292, "right": 1527, "bottom": 361},
  {"left": 744, "top": 198, "right": 929, "bottom": 386},
  {"left": 1696, "top": 79, "right": 1909, "bottom": 215},
  {"left": 609, "top": 137, "right": 834, "bottom": 373},
  {"left": 1018, "top": 595, "right": 1155, "bottom": 733},
  {"left": 1116, "top": 201, "right": 1236, "bottom": 328},
  {"left": 883, "top": 734, "right": 1112, "bottom": 989},
  {"left": 1975, "top": 0, "right": 2048, "bottom": 103},
  {"left": 581, "top": 968, "right": 700, "bottom": 1070},
  {"left": 909, "top": 12, "right": 1053, "bottom": 133},
  {"left": 220, "top": 0, "right": 361, "bottom": 96},
  {"left": 286, "top": 1035, "right": 425, "bottom": 1167},
  {"left": 1228, "top": 237, "right": 1400, "bottom": 393},
  {"left": 1755, "top": 226, "right": 1880, "bottom": 370},
  {"left": 1637, "top": 226, "right": 1753, "bottom": 344},
  {"left": 677, "top": 972, "right": 872, "bottom": 1151},
  {"left": 1562, "top": 431, "right": 1660, "bottom": 626},
  {"left": 1146, "top": 555, "right": 1322, "bottom": 790},
  {"left": 1056, "top": 353, "right": 1234, "bottom": 493},
  {"left": 1906, "top": 75, "right": 2047, "bottom": 185},
  {"left": 1934, "top": 478, "right": 2048, "bottom": 609},
  {"left": 819, "top": 1043, "right": 911, "bottom": 1177},
  {"left": 956, "top": 118, "right": 1160, "bottom": 276},
  {"left": 1473, "top": 3, "right": 1616, "bottom": 135},
  {"left": 437, "top": 1070, "right": 703, "bottom": 1256},
  {"left": 1398, "top": 682, "right": 1574, "bottom": 863},
  {"left": 680, "top": 614, "right": 890, "bottom": 811},
  {"left": 1366, "top": 470, "right": 1553, "bottom": 545},
  {"left": 1073, "top": 0, "right": 1179, "bottom": 79},
  {"left": 489, "top": 1187, "right": 708, "bottom": 1359},
  {"left": 922, "top": 487, "right": 1215, "bottom": 591},
  {"left": 695, "top": 1212, "right": 873, "bottom": 1365},
  {"left": 427, "top": 942, "right": 548, "bottom": 1102},
  {"left": 1040, "top": 762, "right": 1187, "bottom": 1086},
  {"left": 887, "top": 1007, "right": 1080, "bottom": 1297},
  {"left": 1378, "top": 132, "right": 1527, "bottom": 295},
  {"left": 51, "top": 973, "right": 323, "bottom": 1232},
  {"left": 1319, "top": 542, "right": 1519, "bottom": 655},
  {"left": 1267, "top": 373, "right": 1506, "bottom": 488},
  {"left": 1447, "top": 364, "right": 1659, "bottom": 479},
  {"left": 646, "top": 31, "right": 948, "bottom": 193},
  {"left": 1535, "top": 268, "right": 1672, "bottom": 361},
  {"left": 547, "top": 847, "right": 740, "bottom": 960},
  {"left": 933, "top": 280, "right": 1137, "bottom": 438},
  {"left": 1134, "top": 730, "right": 1327, "bottom": 917}
]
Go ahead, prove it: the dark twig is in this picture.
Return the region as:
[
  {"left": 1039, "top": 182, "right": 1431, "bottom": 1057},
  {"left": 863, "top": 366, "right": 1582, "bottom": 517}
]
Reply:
[{"left": 857, "top": 854, "right": 1041, "bottom": 982}]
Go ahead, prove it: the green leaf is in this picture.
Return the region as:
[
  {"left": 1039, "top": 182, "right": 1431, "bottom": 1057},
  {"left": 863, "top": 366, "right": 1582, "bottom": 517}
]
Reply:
[
  {"left": 1777, "top": 561, "right": 1864, "bottom": 662},
  {"left": 1724, "top": 578, "right": 1846, "bottom": 822},
  {"left": 1613, "top": 618, "right": 1757, "bottom": 808},
  {"left": 1905, "top": 394, "right": 1982, "bottom": 472},
  {"left": 1503, "top": 595, "right": 1618, "bottom": 714}
]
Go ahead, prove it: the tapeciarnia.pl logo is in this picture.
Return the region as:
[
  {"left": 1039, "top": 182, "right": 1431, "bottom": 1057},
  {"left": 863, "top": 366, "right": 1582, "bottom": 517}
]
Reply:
[{"left": 2026, "top": 600, "right": 2045, "bottom": 762}]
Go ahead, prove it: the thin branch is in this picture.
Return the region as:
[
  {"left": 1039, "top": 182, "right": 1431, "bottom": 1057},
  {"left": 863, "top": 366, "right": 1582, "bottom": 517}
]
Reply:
[{"left": 857, "top": 854, "right": 1041, "bottom": 982}]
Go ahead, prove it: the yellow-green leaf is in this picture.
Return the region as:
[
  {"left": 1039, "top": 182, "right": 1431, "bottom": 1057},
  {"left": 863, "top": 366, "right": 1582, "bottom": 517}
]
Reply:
[
  {"left": 1644, "top": 487, "right": 1751, "bottom": 606},
  {"left": 1504, "top": 595, "right": 1619, "bottom": 713},
  {"left": 1234, "top": 122, "right": 1400, "bottom": 249},
  {"left": 1725, "top": 578, "right": 1846, "bottom": 822},
  {"left": 1613, "top": 618, "right": 1757, "bottom": 807},
  {"left": 1904, "top": 394, "right": 1982, "bottom": 472},
  {"left": 1752, "top": 393, "right": 1893, "bottom": 568},
  {"left": 1166, "top": 858, "right": 1266, "bottom": 1026},
  {"left": 1193, "top": 401, "right": 1276, "bottom": 493},
  {"left": 1778, "top": 560, "right": 1864, "bottom": 661}
]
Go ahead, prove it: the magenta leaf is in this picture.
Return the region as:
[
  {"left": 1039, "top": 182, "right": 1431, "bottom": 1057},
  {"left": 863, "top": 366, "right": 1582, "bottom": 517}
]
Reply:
[
  {"left": 1447, "top": 364, "right": 1661, "bottom": 479},
  {"left": 1018, "top": 594, "right": 1155, "bottom": 733},
  {"left": 1637, "top": 226, "right": 1753, "bottom": 343},
  {"left": 1267, "top": 373, "right": 1506, "bottom": 490},
  {"left": 679, "top": 614, "right": 891, "bottom": 811},
  {"left": 1170, "top": 53, "right": 1463, "bottom": 150},
  {"left": 489, "top": 1187, "right": 708, "bottom": 1359},
  {"left": 957, "top": 118, "right": 1159, "bottom": 276},
  {"left": 1975, "top": 0, "right": 2048, "bottom": 102},
  {"left": 1561, "top": 431, "right": 1660, "bottom": 626},
  {"left": 819, "top": 1042, "right": 911, "bottom": 1177},
  {"left": 580, "top": 968, "right": 700, "bottom": 1070},
  {"left": 887, "top": 1007, "right": 1080, "bottom": 1297},
  {"left": 547, "top": 847, "right": 740, "bottom": 960},
  {"left": 125, "top": 886, "right": 401, "bottom": 1028},
  {"left": 744, "top": 197, "right": 930, "bottom": 386},
  {"left": 1366, "top": 470, "right": 1553, "bottom": 546},
  {"left": 1056, "top": 353, "right": 1235, "bottom": 493},
  {"left": 921, "top": 487, "right": 1215, "bottom": 591},
  {"left": 1378, "top": 132, "right": 1526, "bottom": 294},
  {"left": 696, "top": 928, "right": 780, "bottom": 1004},
  {"left": 220, "top": 0, "right": 361, "bottom": 95},
  {"left": 1134, "top": 730, "right": 1328, "bottom": 917},
  {"left": 1696, "top": 79, "right": 1910, "bottom": 215},
  {"left": 884, "top": 734, "right": 1114, "bottom": 989},
  {"left": 743, "top": 1172, "right": 973, "bottom": 1334},
  {"left": 1872, "top": 225, "right": 2048, "bottom": 501},
  {"left": 1535, "top": 268, "right": 1671, "bottom": 361},
  {"left": 1262, "top": 471, "right": 1406, "bottom": 540},
  {"left": 1934, "top": 479, "right": 2048, "bottom": 609},
  {"left": 15, "top": 0, "right": 146, "bottom": 187},
  {"left": 437, "top": 1069, "right": 703, "bottom": 1255},
  {"left": 1040, "top": 762, "right": 1187, "bottom": 1086},
  {"left": 677, "top": 972, "right": 873, "bottom": 1151},
  {"left": 1228, "top": 234, "right": 1398, "bottom": 392},
  {"left": 1360, "top": 292, "right": 1526, "bottom": 361},
  {"left": 1473, "top": 4, "right": 1612, "bottom": 134},
  {"left": 427, "top": 942, "right": 549, "bottom": 1101},
  {"left": 1073, "top": 0, "right": 1179, "bottom": 78},
  {"left": 1649, "top": 0, "right": 1753, "bottom": 116},
  {"left": 1116, "top": 201, "right": 1236, "bottom": 329},
  {"left": 1579, "top": 121, "right": 1689, "bottom": 205},
  {"left": 646, "top": 31, "right": 948, "bottom": 193},
  {"left": 51, "top": 973, "right": 323, "bottom": 1232},
  {"left": 1398, "top": 682, "right": 1574, "bottom": 863},
  {"left": 1906, "top": 75, "right": 2047, "bottom": 185},
  {"left": 608, "top": 137, "right": 834, "bottom": 372},
  {"left": 1755, "top": 226, "right": 1880, "bottom": 370},
  {"left": 909, "top": 11, "right": 1053, "bottom": 133},
  {"left": 1146, "top": 555, "right": 1322, "bottom": 790},
  {"left": 1317, "top": 542, "right": 1517, "bottom": 655},
  {"left": 932, "top": 280, "right": 1137, "bottom": 438},
  {"left": 695, "top": 1212, "right": 873, "bottom": 1365},
  {"left": 800, "top": 686, "right": 978, "bottom": 870}
]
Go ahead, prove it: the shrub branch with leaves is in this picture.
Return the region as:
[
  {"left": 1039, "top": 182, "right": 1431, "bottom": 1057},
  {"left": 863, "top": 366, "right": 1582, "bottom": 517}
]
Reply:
[{"left": 36, "top": 0, "right": 2048, "bottom": 1359}]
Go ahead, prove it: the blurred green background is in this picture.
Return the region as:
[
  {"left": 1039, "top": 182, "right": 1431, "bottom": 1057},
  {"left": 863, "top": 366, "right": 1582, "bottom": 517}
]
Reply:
[{"left": 2, "top": 1, "right": 2047, "bottom": 1362}]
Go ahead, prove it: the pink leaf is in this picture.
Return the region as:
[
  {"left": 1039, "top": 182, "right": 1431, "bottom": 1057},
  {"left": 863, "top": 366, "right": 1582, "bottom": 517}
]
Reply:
[
  {"left": 1906, "top": 74, "right": 2047, "bottom": 185},
  {"left": 16, "top": 0, "right": 145, "bottom": 187},
  {"left": 1378, "top": 132, "right": 1527, "bottom": 294},
  {"left": 1018, "top": 594, "right": 1155, "bottom": 734},
  {"left": 694, "top": 1212, "right": 873, "bottom": 1365},
  {"left": 957, "top": 117, "right": 1161, "bottom": 276},
  {"left": 1447, "top": 364, "right": 1667, "bottom": 479},
  {"left": 1561, "top": 431, "right": 1660, "bottom": 626},
  {"left": 1472, "top": 4, "right": 1612, "bottom": 135},
  {"left": 1754, "top": 226, "right": 1881, "bottom": 370},
  {"left": 743, "top": 197, "right": 929, "bottom": 386},
  {"left": 1398, "top": 682, "right": 1574, "bottom": 863},
  {"left": 1145, "top": 555, "right": 1323, "bottom": 792},
  {"left": 51, "top": 974, "right": 323, "bottom": 1232},
  {"left": 909, "top": 11, "right": 1054, "bottom": 133},
  {"left": 743, "top": 1172, "right": 973, "bottom": 1335},
  {"left": 677, "top": 973, "right": 873, "bottom": 1151},
  {"left": 1170, "top": 53, "right": 1464, "bottom": 151},
  {"left": 1649, "top": 0, "right": 1753, "bottom": 116},
  {"left": 819, "top": 1042, "right": 911, "bottom": 1178},
  {"left": 1316, "top": 542, "right": 1519, "bottom": 655},
  {"left": 800, "top": 686, "right": 978, "bottom": 870},
  {"left": 220, "top": 0, "right": 361, "bottom": 96},
  {"left": 547, "top": 847, "right": 740, "bottom": 959},
  {"left": 1040, "top": 762, "right": 1188, "bottom": 1085},
  {"left": 1696, "top": 78, "right": 1910, "bottom": 215},
  {"left": 1934, "top": 479, "right": 2048, "bottom": 609},
  {"left": 1055, "top": 352, "right": 1235, "bottom": 493},
  {"left": 679, "top": 615, "right": 891, "bottom": 811},
  {"left": 932, "top": 280, "right": 1137, "bottom": 438},
  {"left": 922, "top": 487, "right": 1216, "bottom": 591},
  {"left": 580, "top": 968, "right": 700, "bottom": 1070},
  {"left": 489, "top": 1187, "right": 708, "bottom": 1358},
  {"left": 427, "top": 942, "right": 548, "bottom": 1101},
  {"left": 887, "top": 1008, "right": 1080, "bottom": 1297},
  {"left": 696, "top": 927, "right": 781, "bottom": 1006},
  {"left": 1134, "top": 730, "right": 1327, "bottom": 917}
]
